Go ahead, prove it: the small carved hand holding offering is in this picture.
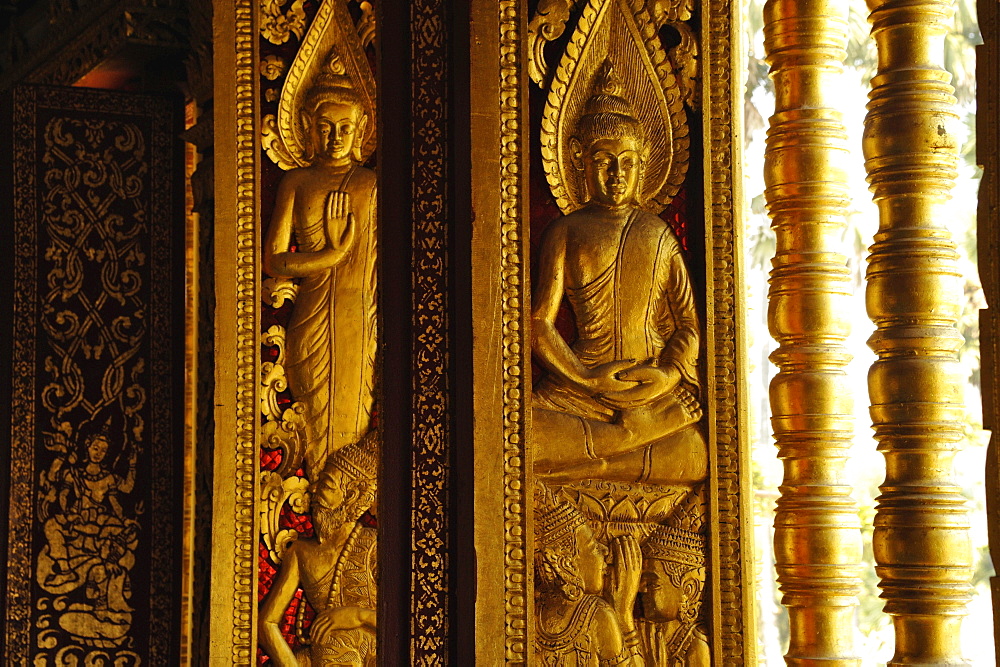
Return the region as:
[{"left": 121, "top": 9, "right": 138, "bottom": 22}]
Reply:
[
  {"left": 598, "top": 363, "right": 682, "bottom": 410},
  {"left": 607, "top": 534, "right": 642, "bottom": 633},
  {"left": 324, "top": 190, "right": 356, "bottom": 258},
  {"left": 310, "top": 605, "right": 377, "bottom": 645}
]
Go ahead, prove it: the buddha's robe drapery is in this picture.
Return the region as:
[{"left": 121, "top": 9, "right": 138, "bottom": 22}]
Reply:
[
  {"left": 534, "top": 209, "right": 700, "bottom": 421},
  {"left": 285, "top": 165, "right": 378, "bottom": 477}
]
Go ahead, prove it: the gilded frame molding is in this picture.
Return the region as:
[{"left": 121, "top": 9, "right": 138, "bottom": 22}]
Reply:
[
  {"left": 700, "top": 0, "right": 755, "bottom": 659},
  {"left": 209, "top": 0, "right": 259, "bottom": 662}
]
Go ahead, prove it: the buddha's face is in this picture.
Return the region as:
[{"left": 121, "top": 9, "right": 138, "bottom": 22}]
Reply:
[
  {"left": 582, "top": 136, "right": 642, "bottom": 208},
  {"left": 574, "top": 523, "right": 608, "bottom": 594},
  {"left": 310, "top": 101, "right": 363, "bottom": 165}
]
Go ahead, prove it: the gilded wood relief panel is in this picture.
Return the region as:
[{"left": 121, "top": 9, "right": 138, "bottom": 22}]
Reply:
[
  {"left": 2, "top": 85, "right": 183, "bottom": 666},
  {"left": 522, "top": 0, "right": 749, "bottom": 663},
  {"left": 527, "top": 0, "right": 708, "bottom": 663},
  {"left": 255, "top": 2, "right": 380, "bottom": 664},
  {"left": 214, "top": 0, "right": 749, "bottom": 661}
]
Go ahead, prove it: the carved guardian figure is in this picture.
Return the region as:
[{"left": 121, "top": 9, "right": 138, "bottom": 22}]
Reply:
[{"left": 258, "top": 436, "right": 378, "bottom": 666}]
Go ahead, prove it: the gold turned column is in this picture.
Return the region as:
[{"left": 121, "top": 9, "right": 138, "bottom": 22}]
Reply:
[
  {"left": 763, "top": 0, "right": 863, "bottom": 664},
  {"left": 863, "top": 0, "right": 974, "bottom": 662}
]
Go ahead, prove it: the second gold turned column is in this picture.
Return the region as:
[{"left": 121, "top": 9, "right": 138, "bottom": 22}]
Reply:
[
  {"left": 863, "top": 0, "right": 975, "bottom": 662},
  {"left": 763, "top": 0, "right": 863, "bottom": 663}
]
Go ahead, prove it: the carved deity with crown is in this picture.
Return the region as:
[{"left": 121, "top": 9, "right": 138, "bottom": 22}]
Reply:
[
  {"left": 534, "top": 486, "right": 646, "bottom": 666},
  {"left": 638, "top": 488, "right": 709, "bottom": 666}
]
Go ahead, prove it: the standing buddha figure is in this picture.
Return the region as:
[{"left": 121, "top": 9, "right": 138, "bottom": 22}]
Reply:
[
  {"left": 532, "top": 59, "right": 706, "bottom": 486},
  {"left": 264, "top": 56, "right": 378, "bottom": 478}
]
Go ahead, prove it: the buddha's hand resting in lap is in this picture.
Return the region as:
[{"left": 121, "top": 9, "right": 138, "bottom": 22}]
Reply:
[
  {"left": 578, "top": 359, "right": 640, "bottom": 396},
  {"left": 597, "top": 364, "right": 681, "bottom": 410}
]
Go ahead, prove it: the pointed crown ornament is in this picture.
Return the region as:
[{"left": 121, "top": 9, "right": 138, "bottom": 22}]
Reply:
[
  {"left": 643, "top": 525, "right": 705, "bottom": 567},
  {"left": 310, "top": 431, "right": 380, "bottom": 509},
  {"left": 642, "top": 485, "right": 707, "bottom": 567},
  {"left": 86, "top": 416, "right": 115, "bottom": 444},
  {"left": 535, "top": 485, "right": 588, "bottom": 550},
  {"left": 324, "top": 431, "right": 380, "bottom": 482},
  {"left": 539, "top": 0, "right": 690, "bottom": 214},
  {"left": 262, "top": 0, "right": 377, "bottom": 169}
]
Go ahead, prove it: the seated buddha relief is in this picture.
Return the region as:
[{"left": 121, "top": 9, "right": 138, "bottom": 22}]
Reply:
[
  {"left": 531, "top": 59, "right": 706, "bottom": 487},
  {"left": 528, "top": 0, "right": 709, "bottom": 662}
]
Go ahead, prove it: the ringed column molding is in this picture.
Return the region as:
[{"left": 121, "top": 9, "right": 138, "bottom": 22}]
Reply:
[
  {"left": 862, "top": 0, "right": 975, "bottom": 662},
  {"left": 762, "top": 0, "right": 863, "bottom": 663}
]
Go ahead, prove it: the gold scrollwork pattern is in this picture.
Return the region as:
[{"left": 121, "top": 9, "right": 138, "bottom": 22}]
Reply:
[
  {"left": 261, "top": 0, "right": 307, "bottom": 45},
  {"left": 35, "top": 116, "right": 147, "bottom": 662},
  {"left": 528, "top": 0, "right": 579, "bottom": 86},
  {"left": 261, "top": 55, "right": 289, "bottom": 81},
  {"left": 5, "top": 85, "right": 181, "bottom": 665},
  {"left": 259, "top": 470, "right": 310, "bottom": 564},
  {"left": 409, "top": 0, "right": 452, "bottom": 661}
]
